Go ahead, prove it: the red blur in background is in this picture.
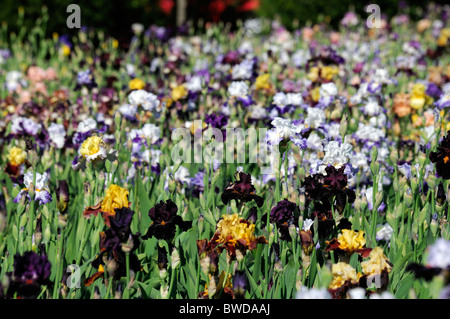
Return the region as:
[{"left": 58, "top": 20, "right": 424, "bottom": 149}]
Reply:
[{"left": 159, "top": 0, "right": 260, "bottom": 21}]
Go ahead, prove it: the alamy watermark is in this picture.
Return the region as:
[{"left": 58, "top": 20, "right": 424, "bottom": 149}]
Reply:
[
  {"left": 66, "top": 4, "right": 81, "bottom": 29},
  {"left": 66, "top": 264, "right": 81, "bottom": 289},
  {"left": 170, "top": 121, "right": 284, "bottom": 176},
  {"left": 366, "top": 4, "right": 381, "bottom": 29}
]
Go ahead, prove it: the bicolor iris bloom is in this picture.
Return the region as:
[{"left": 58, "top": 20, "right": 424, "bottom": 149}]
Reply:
[{"left": 13, "top": 171, "right": 52, "bottom": 205}]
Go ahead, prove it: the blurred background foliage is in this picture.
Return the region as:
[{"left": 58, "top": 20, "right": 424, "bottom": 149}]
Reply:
[
  {"left": 0, "top": 0, "right": 448, "bottom": 40},
  {"left": 257, "top": 0, "right": 447, "bottom": 27}
]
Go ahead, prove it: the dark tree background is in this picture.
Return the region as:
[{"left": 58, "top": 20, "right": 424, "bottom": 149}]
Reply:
[{"left": 0, "top": 0, "right": 448, "bottom": 40}]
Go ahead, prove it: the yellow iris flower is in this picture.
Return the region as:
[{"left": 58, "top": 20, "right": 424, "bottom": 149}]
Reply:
[
  {"left": 320, "top": 66, "right": 339, "bottom": 81},
  {"left": 79, "top": 136, "right": 103, "bottom": 158},
  {"left": 216, "top": 214, "right": 256, "bottom": 246},
  {"left": 307, "top": 67, "right": 320, "bottom": 82},
  {"left": 311, "top": 86, "right": 321, "bottom": 102},
  {"left": 337, "top": 229, "right": 366, "bottom": 254},
  {"left": 171, "top": 85, "right": 188, "bottom": 101},
  {"left": 437, "top": 28, "right": 450, "bottom": 47},
  {"left": 254, "top": 73, "right": 271, "bottom": 90},
  {"left": 410, "top": 83, "right": 427, "bottom": 110},
  {"left": 361, "top": 247, "right": 392, "bottom": 276},
  {"left": 329, "top": 262, "right": 362, "bottom": 290},
  {"left": 101, "top": 184, "right": 129, "bottom": 216},
  {"left": 129, "top": 78, "right": 146, "bottom": 91},
  {"left": 7, "top": 146, "right": 27, "bottom": 166},
  {"left": 62, "top": 44, "right": 71, "bottom": 56}
]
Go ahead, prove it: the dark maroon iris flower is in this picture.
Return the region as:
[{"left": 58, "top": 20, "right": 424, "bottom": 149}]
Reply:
[
  {"left": 429, "top": 132, "right": 450, "bottom": 179},
  {"left": 142, "top": 199, "right": 192, "bottom": 241},
  {"left": 109, "top": 207, "right": 135, "bottom": 240},
  {"left": 406, "top": 263, "right": 442, "bottom": 281},
  {"left": 304, "top": 165, "right": 355, "bottom": 213},
  {"left": 221, "top": 172, "right": 263, "bottom": 207},
  {"left": 303, "top": 165, "right": 355, "bottom": 238},
  {"left": 264, "top": 199, "right": 299, "bottom": 241},
  {"left": 85, "top": 207, "right": 140, "bottom": 286}
]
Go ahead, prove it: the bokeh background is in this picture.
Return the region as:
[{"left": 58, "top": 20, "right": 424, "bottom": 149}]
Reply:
[{"left": 0, "top": 0, "right": 449, "bottom": 39}]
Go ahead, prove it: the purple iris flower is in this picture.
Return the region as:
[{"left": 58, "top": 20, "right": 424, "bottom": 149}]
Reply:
[
  {"left": 426, "top": 83, "right": 442, "bottom": 99},
  {"left": 8, "top": 251, "right": 52, "bottom": 298},
  {"left": 75, "top": 69, "right": 97, "bottom": 90}
]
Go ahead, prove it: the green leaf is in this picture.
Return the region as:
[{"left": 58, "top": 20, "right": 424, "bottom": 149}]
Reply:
[
  {"left": 245, "top": 264, "right": 262, "bottom": 298},
  {"left": 251, "top": 244, "right": 264, "bottom": 284},
  {"left": 284, "top": 258, "right": 297, "bottom": 298},
  {"left": 394, "top": 272, "right": 415, "bottom": 299},
  {"left": 393, "top": 251, "right": 414, "bottom": 276},
  {"left": 211, "top": 168, "right": 222, "bottom": 186},
  {"left": 307, "top": 249, "right": 318, "bottom": 288},
  {"left": 349, "top": 251, "right": 359, "bottom": 269},
  {"left": 136, "top": 175, "right": 152, "bottom": 235},
  {"left": 202, "top": 208, "right": 217, "bottom": 227}
]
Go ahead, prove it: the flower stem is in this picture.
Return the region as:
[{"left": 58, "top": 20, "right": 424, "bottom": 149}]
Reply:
[
  {"left": 52, "top": 231, "right": 65, "bottom": 299},
  {"left": 76, "top": 218, "right": 95, "bottom": 265}
]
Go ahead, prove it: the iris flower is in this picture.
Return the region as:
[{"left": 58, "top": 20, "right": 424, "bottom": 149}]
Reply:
[
  {"left": 254, "top": 73, "right": 271, "bottom": 91},
  {"left": 127, "top": 89, "right": 161, "bottom": 112},
  {"left": 7, "top": 146, "right": 27, "bottom": 167},
  {"left": 84, "top": 207, "right": 141, "bottom": 287},
  {"left": 221, "top": 172, "right": 264, "bottom": 207},
  {"left": 73, "top": 135, "right": 117, "bottom": 170},
  {"left": 304, "top": 165, "right": 356, "bottom": 214},
  {"left": 429, "top": 131, "right": 450, "bottom": 179},
  {"left": 128, "top": 78, "right": 145, "bottom": 91},
  {"left": 326, "top": 229, "right": 372, "bottom": 257},
  {"left": 5, "top": 146, "right": 27, "bottom": 180},
  {"left": 328, "top": 262, "right": 362, "bottom": 299},
  {"left": 265, "top": 199, "right": 299, "bottom": 241},
  {"left": 13, "top": 171, "right": 52, "bottom": 205},
  {"left": 359, "top": 247, "right": 392, "bottom": 290},
  {"left": 410, "top": 83, "right": 430, "bottom": 110},
  {"left": 171, "top": 84, "right": 188, "bottom": 101},
  {"left": 83, "top": 184, "right": 130, "bottom": 227},
  {"left": 201, "top": 214, "right": 267, "bottom": 259},
  {"left": 7, "top": 251, "right": 52, "bottom": 299},
  {"left": 142, "top": 199, "right": 192, "bottom": 241},
  {"left": 79, "top": 136, "right": 107, "bottom": 162},
  {"left": 75, "top": 69, "right": 97, "bottom": 90},
  {"left": 264, "top": 117, "right": 307, "bottom": 150}
]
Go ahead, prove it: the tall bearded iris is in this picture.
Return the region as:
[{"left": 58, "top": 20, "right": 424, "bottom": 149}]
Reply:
[
  {"left": 265, "top": 199, "right": 300, "bottom": 241},
  {"left": 13, "top": 171, "right": 52, "bottom": 205},
  {"left": 304, "top": 165, "right": 356, "bottom": 213},
  {"left": 221, "top": 172, "right": 264, "bottom": 207},
  {"left": 83, "top": 184, "right": 130, "bottom": 227},
  {"left": 326, "top": 229, "right": 372, "bottom": 258},
  {"left": 84, "top": 207, "right": 141, "bottom": 287},
  {"left": 73, "top": 135, "right": 117, "bottom": 170},
  {"left": 265, "top": 117, "right": 307, "bottom": 151},
  {"left": 142, "top": 199, "right": 192, "bottom": 241},
  {"left": 7, "top": 251, "right": 52, "bottom": 298},
  {"left": 429, "top": 131, "right": 450, "bottom": 179},
  {"left": 203, "top": 214, "right": 267, "bottom": 259},
  {"left": 303, "top": 165, "right": 356, "bottom": 238},
  {"left": 5, "top": 146, "right": 27, "bottom": 181}
]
